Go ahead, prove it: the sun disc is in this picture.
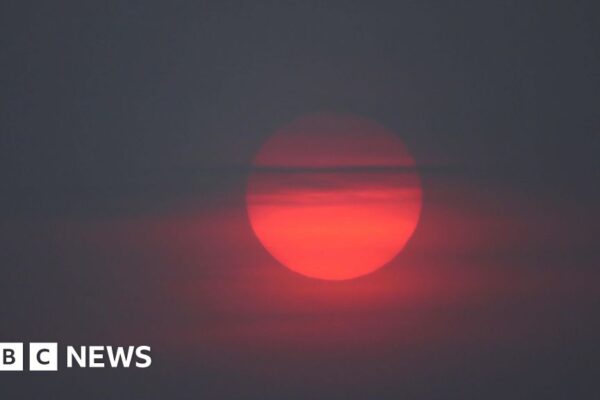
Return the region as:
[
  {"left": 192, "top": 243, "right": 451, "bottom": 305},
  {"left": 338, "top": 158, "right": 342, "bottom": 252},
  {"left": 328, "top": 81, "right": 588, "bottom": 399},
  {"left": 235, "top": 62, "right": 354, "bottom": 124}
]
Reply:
[{"left": 246, "top": 113, "right": 422, "bottom": 280}]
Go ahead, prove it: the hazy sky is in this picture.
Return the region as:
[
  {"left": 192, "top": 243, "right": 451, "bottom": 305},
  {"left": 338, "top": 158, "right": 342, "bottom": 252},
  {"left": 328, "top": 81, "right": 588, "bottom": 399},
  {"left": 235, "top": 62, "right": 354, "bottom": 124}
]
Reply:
[{"left": 1, "top": 2, "right": 598, "bottom": 398}]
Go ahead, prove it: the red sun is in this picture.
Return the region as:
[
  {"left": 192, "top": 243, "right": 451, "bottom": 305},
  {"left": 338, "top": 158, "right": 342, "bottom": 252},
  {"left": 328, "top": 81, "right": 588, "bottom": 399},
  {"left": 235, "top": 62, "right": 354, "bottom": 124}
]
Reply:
[{"left": 246, "top": 113, "right": 422, "bottom": 280}]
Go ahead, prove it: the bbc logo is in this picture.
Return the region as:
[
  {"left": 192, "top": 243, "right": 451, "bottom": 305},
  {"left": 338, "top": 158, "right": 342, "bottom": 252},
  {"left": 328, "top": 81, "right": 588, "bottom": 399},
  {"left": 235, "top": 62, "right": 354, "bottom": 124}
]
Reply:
[
  {"left": 0, "top": 343, "right": 58, "bottom": 371},
  {"left": 1, "top": 342, "right": 152, "bottom": 371}
]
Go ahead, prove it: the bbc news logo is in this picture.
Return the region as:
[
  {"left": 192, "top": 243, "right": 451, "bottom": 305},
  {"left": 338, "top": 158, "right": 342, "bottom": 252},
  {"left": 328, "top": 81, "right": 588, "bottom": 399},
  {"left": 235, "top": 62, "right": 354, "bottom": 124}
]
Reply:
[{"left": 0, "top": 343, "right": 151, "bottom": 371}]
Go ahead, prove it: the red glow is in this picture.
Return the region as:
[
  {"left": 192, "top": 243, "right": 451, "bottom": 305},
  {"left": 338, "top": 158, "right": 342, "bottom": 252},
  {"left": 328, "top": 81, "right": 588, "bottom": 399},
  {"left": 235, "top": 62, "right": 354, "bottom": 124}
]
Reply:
[{"left": 246, "top": 113, "right": 422, "bottom": 280}]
